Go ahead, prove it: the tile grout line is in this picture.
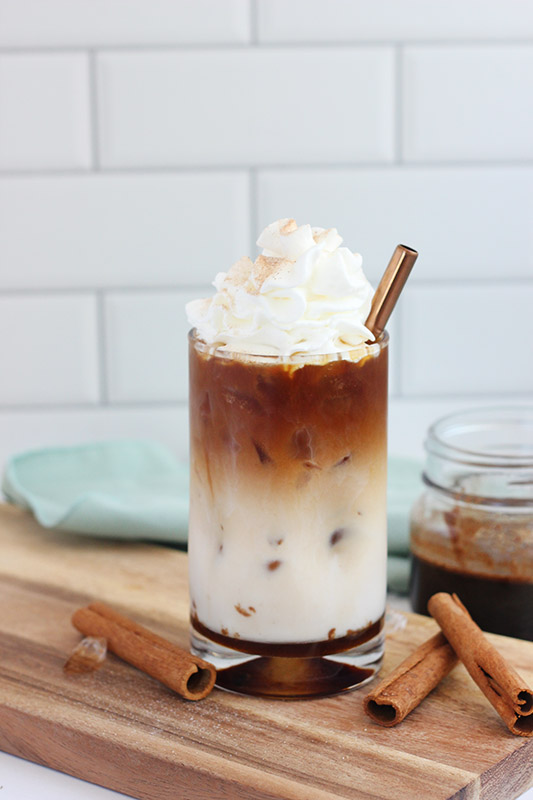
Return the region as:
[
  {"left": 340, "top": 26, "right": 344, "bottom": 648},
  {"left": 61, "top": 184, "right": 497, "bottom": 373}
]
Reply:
[
  {"left": 95, "top": 290, "right": 109, "bottom": 404},
  {"left": 390, "top": 392, "right": 533, "bottom": 402},
  {"left": 88, "top": 50, "right": 100, "bottom": 171},
  {"left": 0, "top": 284, "right": 219, "bottom": 296},
  {"left": 0, "top": 392, "right": 531, "bottom": 414},
  {"left": 1, "top": 40, "right": 533, "bottom": 54},
  {"left": 392, "top": 35, "right": 406, "bottom": 398},
  {"left": 249, "top": 0, "right": 259, "bottom": 46},
  {"left": 1, "top": 161, "right": 533, "bottom": 178},
  {"left": 0, "top": 401, "right": 189, "bottom": 412},
  {"left": 394, "top": 44, "right": 403, "bottom": 164},
  {"left": 0, "top": 278, "right": 531, "bottom": 296}
]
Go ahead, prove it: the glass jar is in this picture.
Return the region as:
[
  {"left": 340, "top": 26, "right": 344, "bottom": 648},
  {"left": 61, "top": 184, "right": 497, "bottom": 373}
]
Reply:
[{"left": 410, "top": 407, "right": 533, "bottom": 641}]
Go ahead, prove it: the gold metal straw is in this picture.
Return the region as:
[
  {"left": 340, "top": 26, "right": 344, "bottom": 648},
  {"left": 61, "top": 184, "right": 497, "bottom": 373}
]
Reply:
[{"left": 365, "top": 244, "right": 418, "bottom": 339}]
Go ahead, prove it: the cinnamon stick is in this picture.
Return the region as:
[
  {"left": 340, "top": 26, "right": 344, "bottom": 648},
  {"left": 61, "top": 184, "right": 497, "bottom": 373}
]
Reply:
[
  {"left": 363, "top": 631, "right": 457, "bottom": 726},
  {"left": 428, "top": 593, "right": 533, "bottom": 737},
  {"left": 72, "top": 602, "right": 216, "bottom": 701}
]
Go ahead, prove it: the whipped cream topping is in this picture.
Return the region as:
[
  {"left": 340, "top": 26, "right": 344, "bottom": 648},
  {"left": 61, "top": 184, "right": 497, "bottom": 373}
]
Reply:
[{"left": 186, "top": 219, "right": 375, "bottom": 356}]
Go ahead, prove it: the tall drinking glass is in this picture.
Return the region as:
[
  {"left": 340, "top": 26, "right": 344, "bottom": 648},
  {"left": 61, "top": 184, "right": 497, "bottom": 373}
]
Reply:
[{"left": 188, "top": 330, "right": 388, "bottom": 698}]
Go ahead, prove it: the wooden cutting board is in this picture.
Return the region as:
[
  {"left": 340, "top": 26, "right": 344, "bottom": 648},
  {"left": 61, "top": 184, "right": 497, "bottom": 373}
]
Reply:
[{"left": 0, "top": 504, "right": 532, "bottom": 800}]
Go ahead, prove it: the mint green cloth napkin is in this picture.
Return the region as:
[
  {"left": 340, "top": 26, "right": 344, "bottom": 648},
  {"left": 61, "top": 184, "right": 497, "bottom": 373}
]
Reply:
[
  {"left": 387, "top": 457, "right": 424, "bottom": 593},
  {"left": 2, "top": 440, "right": 189, "bottom": 542},
  {"left": 2, "top": 441, "right": 422, "bottom": 593}
]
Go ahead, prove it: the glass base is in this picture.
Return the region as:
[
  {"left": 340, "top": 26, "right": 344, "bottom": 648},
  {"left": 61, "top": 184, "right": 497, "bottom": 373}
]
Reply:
[{"left": 190, "top": 624, "right": 384, "bottom": 699}]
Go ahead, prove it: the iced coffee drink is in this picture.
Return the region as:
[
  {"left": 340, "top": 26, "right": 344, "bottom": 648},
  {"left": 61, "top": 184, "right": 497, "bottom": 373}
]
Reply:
[{"left": 186, "top": 220, "right": 388, "bottom": 697}]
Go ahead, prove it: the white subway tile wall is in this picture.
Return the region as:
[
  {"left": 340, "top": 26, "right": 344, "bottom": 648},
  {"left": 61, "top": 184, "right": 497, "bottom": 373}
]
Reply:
[
  {"left": 0, "top": 173, "right": 250, "bottom": 288},
  {"left": 0, "top": 53, "right": 91, "bottom": 170},
  {"left": 0, "top": 295, "right": 99, "bottom": 405},
  {"left": 0, "top": 0, "right": 251, "bottom": 47},
  {"left": 400, "top": 284, "right": 533, "bottom": 396},
  {"left": 105, "top": 290, "right": 201, "bottom": 403},
  {"left": 0, "top": 0, "right": 532, "bottom": 471},
  {"left": 257, "top": 167, "right": 533, "bottom": 281},
  {"left": 403, "top": 47, "right": 533, "bottom": 162},
  {"left": 96, "top": 48, "right": 395, "bottom": 167},
  {"left": 0, "top": 406, "right": 190, "bottom": 463},
  {"left": 257, "top": 0, "right": 533, "bottom": 42}
]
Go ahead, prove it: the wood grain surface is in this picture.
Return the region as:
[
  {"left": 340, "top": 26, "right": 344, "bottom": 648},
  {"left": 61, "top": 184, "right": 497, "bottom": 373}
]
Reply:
[{"left": 0, "top": 504, "right": 532, "bottom": 800}]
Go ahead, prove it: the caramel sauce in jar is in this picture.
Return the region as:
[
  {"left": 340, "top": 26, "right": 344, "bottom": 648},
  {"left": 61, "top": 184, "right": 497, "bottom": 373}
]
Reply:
[{"left": 410, "top": 407, "right": 533, "bottom": 641}]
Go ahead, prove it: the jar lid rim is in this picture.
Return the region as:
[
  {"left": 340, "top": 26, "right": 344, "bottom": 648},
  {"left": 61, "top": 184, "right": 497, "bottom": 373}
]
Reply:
[{"left": 426, "top": 405, "right": 533, "bottom": 468}]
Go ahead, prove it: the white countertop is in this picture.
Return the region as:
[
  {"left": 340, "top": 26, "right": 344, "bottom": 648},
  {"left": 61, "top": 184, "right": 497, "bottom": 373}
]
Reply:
[{"left": 0, "top": 752, "right": 127, "bottom": 799}]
